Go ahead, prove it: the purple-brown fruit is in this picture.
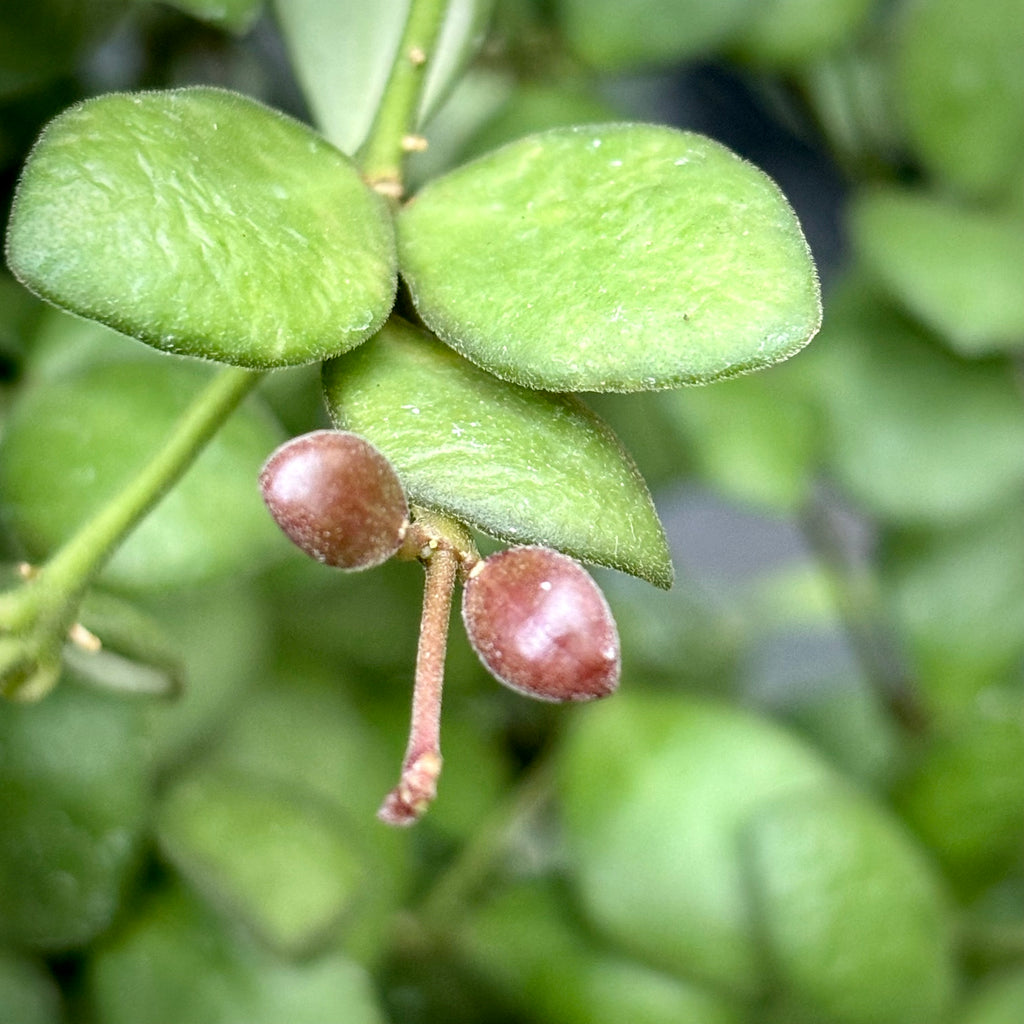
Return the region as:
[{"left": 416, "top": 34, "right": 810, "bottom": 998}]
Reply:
[
  {"left": 259, "top": 430, "right": 409, "bottom": 570},
  {"left": 462, "top": 546, "right": 620, "bottom": 702}
]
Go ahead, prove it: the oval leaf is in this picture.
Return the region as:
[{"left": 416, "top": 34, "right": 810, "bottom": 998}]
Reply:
[
  {"left": 0, "top": 679, "right": 152, "bottom": 951},
  {"left": 732, "top": 0, "right": 876, "bottom": 69},
  {"left": 156, "top": 766, "right": 365, "bottom": 956},
  {"left": 851, "top": 187, "right": 1024, "bottom": 356},
  {"left": 5, "top": 87, "right": 396, "bottom": 368},
  {"left": 559, "top": 692, "right": 954, "bottom": 1016},
  {"left": 86, "top": 884, "right": 387, "bottom": 1024},
  {"left": 398, "top": 123, "right": 821, "bottom": 392},
  {"left": 556, "top": 0, "right": 750, "bottom": 70},
  {"left": 894, "top": 0, "right": 1024, "bottom": 198},
  {"left": 322, "top": 318, "right": 673, "bottom": 587},
  {"left": 743, "top": 790, "right": 954, "bottom": 1024},
  {"left": 558, "top": 693, "right": 838, "bottom": 995},
  {"left": 809, "top": 278, "right": 1024, "bottom": 525}
]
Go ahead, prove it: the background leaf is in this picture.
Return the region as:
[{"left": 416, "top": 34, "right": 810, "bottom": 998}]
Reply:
[
  {"left": 894, "top": 0, "right": 1024, "bottom": 199},
  {"left": 323, "top": 318, "right": 673, "bottom": 587},
  {"left": 0, "top": 678, "right": 152, "bottom": 951},
  {"left": 807, "top": 278, "right": 1024, "bottom": 525},
  {"left": 730, "top": 0, "right": 876, "bottom": 69},
  {"left": 743, "top": 788, "right": 955, "bottom": 1024},
  {"left": 273, "top": 0, "right": 493, "bottom": 156},
  {"left": 0, "top": 951, "right": 62, "bottom": 1024},
  {"left": 559, "top": 692, "right": 838, "bottom": 996},
  {"left": 5, "top": 87, "right": 396, "bottom": 368},
  {"left": 86, "top": 884, "right": 387, "bottom": 1024},
  {"left": 465, "top": 879, "right": 745, "bottom": 1024},
  {"left": 0, "top": 0, "right": 128, "bottom": 98},
  {"left": 881, "top": 504, "right": 1024, "bottom": 711},
  {"left": 559, "top": 693, "right": 955, "bottom": 1021},
  {"left": 156, "top": 765, "right": 366, "bottom": 956},
  {"left": 162, "top": 0, "right": 265, "bottom": 33},
  {"left": 0, "top": 359, "right": 287, "bottom": 591},
  {"left": 851, "top": 188, "right": 1024, "bottom": 355},
  {"left": 654, "top": 358, "right": 821, "bottom": 512},
  {"left": 398, "top": 123, "right": 821, "bottom": 392},
  {"left": 554, "top": 0, "right": 751, "bottom": 70}
]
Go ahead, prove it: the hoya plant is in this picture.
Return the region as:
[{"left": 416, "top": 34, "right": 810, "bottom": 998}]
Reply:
[
  {"left": 2, "top": 1, "right": 1022, "bottom": 1023},
  {"left": 0, "top": 0, "right": 820, "bottom": 816}
]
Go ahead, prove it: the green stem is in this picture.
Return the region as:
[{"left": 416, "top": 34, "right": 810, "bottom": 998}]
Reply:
[
  {"left": 1, "top": 366, "right": 263, "bottom": 699},
  {"left": 358, "top": 0, "right": 450, "bottom": 195},
  {"left": 798, "top": 489, "right": 928, "bottom": 733},
  {"left": 41, "top": 366, "right": 261, "bottom": 601}
]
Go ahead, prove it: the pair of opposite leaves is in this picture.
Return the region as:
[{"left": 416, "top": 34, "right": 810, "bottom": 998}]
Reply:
[{"left": 5, "top": 87, "right": 821, "bottom": 588}]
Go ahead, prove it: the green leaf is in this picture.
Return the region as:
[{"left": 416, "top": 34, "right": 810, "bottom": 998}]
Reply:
[
  {"left": 852, "top": 188, "right": 1024, "bottom": 355},
  {"left": 459, "top": 81, "right": 623, "bottom": 162},
  {"left": 894, "top": 0, "right": 1024, "bottom": 198},
  {"left": 144, "top": 581, "right": 271, "bottom": 770},
  {"left": 67, "top": 589, "right": 187, "bottom": 699},
  {"left": 322, "top": 318, "right": 673, "bottom": 587},
  {"left": 164, "top": 0, "right": 265, "bottom": 33},
  {"left": 808, "top": 278, "right": 1024, "bottom": 524},
  {"left": 743, "top": 789, "right": 955, "bottom": 1024},
  {"left": 559, "top": 693, "right": 955, "bottom": 1021},
  {"left": 156, "top": 766, "right": 365, "bottom": 956},
  {"left": 0, "top": 677, "right": 152, "bottom": 951},
  {"left": 555, "top": 0, "right": 751, "bottom": 69},
  {"left": 559, "top": 693, "right": 838, "bottom": 996},
  {"left": 731, "top": 0, "right": 875, "bottom": 68},
  {"left": 398, "top": 123, "right": 821, "bottom": 392},
  {"left": 5, "top": 87, "right": 396, "bottom": 368},
  {"left": 201, "top": 673, "right": 412, "bottom": 963},
  {"left": 956, "top": 971, "right": 1024, "bottom": 1024},
  {"left": 655, "top": 359, "right": 821, "bottom": 511},
  {"left": 882, "top": 505, "right": 1024, "bottom": 713},
  {"left": 273, "top": 0, "right": 493, "bottom": 155},
  {"left": 894, "top": 689, "right": 1024, "bottom": 895},
  {"left": 0, "top": 359, "right": 287, "bottom": 591},
  {"left": 86, "top": 884, "right": 387, "bottom": 1024},
  {"left": 0, "top": 952, "right": 63, "bottom": 1024},
  {"left": 19, "top": 305, "right": 169, "bottom": 384},
  {"left": 466, "top": 880, "right": 745, "bottom": 1024}
]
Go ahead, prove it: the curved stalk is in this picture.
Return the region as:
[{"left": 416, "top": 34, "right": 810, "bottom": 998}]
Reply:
[
  {"left": 358, "top": 0, "right": 450, "bottom": 197},
  {"left": 1, "top": 367, "right": 263, "bottom": 699}
]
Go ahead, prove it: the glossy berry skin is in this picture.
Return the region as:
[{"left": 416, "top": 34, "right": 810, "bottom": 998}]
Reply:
[
  {"left": 462, "top": 546, "right": 620, "bottom": 702},
  {"left": 259, "top": 430, "right": 408, "bottom": 570}
]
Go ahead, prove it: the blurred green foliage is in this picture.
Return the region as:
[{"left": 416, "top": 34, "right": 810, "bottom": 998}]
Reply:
[{"left": 1, "top": 1, "right": 1022, "bottom": 1022}]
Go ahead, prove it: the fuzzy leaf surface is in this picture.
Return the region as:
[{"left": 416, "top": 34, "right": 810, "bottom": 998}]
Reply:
[
  {"left": 398, "top": 123, "right": 821, "bottom": 392},
  {"left": 5, "top": 87, "right": 396, "bottom": 368},
  {"left": 323, "top": 319, "right": 672, "bottom": 587}
]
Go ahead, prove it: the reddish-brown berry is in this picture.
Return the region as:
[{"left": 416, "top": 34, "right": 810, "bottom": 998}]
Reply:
[
  {"left": 462, "top": 546, "right": 620, "bottom": 702},
  {"left": 259, "top": 430, "right": 409, "bottom": 570}
]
